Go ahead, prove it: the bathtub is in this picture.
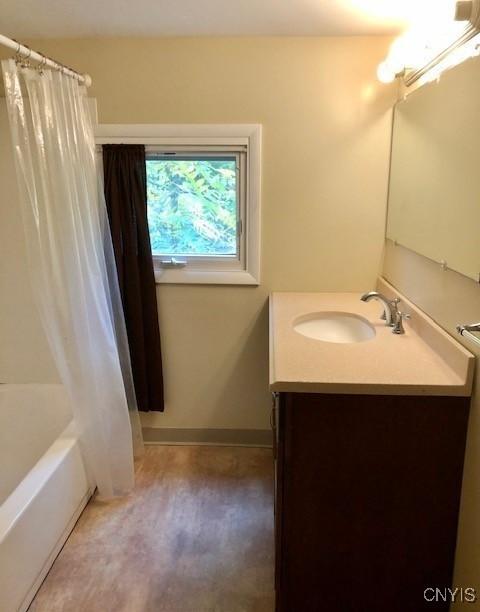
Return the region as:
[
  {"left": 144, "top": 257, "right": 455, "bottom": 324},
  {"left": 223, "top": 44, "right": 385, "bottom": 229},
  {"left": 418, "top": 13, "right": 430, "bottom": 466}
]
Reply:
[{"left": 0, "top": 385, "right": 92, "bottom": 612}]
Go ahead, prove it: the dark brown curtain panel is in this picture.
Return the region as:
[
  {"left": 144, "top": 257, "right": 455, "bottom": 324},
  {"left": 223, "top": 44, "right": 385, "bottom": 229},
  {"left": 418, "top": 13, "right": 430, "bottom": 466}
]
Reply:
[{"left": 103, "top": 144, "right": 164, "bottom": 412}]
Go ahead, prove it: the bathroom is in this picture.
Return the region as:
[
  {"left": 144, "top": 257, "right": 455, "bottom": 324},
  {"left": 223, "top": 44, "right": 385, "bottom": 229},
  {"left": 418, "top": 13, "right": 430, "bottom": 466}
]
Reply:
[{"left": 1, "top": 0, "right": 480, "bottom": 610}]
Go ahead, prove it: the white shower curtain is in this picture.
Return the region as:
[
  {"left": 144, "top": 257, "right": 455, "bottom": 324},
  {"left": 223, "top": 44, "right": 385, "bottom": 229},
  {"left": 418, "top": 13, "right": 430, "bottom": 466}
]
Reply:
[{"left": 2, "top": 59, "right": 143, "bottom": 498}]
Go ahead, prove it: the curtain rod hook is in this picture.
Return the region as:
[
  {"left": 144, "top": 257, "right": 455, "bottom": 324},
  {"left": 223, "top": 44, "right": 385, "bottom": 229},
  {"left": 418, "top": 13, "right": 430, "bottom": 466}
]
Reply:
[
  {"left": 11, "top": 39, "right": 23, "bottom": 65},
  {"left": 37, "top": 55, "right": 47, "bottom": 75},
  {"left": 15, "top": 44, "right": 32, "bottom": 68},
  {"left": 22, "top": 45, "right": 32, "bottom": 61}
]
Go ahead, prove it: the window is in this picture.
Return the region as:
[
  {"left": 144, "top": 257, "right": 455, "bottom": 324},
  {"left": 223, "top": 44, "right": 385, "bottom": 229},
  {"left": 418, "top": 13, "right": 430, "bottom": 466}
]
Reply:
[
  {"left": 96, "top": 125, "right": 261, "bottom": 285},
  {"left": 146, "top": 149, "right": 245, "bottom": 268}
]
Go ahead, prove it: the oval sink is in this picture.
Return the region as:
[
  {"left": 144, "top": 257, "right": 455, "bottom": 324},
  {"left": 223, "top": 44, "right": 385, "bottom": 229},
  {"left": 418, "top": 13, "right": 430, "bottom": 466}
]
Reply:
[{"left": 293, "top": 311, "right": 376, "bottom": 344}]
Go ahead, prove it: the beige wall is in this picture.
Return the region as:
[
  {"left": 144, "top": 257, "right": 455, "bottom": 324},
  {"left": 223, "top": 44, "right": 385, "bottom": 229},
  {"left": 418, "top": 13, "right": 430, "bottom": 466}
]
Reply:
[
  {"left": 384, "top": 241, "right": 480, "bottom": 608},
  {"left": 0, "top": 102, "right": 59, "bottom": 383},
  {"left": 15, "top": 36, "right": 395, "bottom": 430}
]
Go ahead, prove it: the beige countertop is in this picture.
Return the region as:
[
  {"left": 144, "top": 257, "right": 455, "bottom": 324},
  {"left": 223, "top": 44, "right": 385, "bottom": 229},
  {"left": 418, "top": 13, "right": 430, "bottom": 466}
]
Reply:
[{"left": 269, "top": 279, "right": 474, "bottom": 396}]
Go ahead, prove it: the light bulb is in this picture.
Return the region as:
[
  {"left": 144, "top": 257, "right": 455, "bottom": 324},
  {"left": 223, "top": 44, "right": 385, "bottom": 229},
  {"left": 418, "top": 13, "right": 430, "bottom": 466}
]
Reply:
[{"left": 377, "top": 61, "right": 396, "bottom": 83}]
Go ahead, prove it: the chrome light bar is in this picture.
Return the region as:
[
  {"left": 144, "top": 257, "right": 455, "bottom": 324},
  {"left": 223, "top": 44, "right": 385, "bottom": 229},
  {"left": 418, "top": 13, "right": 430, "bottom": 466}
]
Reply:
[
  {"left": 404, "top": 0, "right": 480, "bottom": 86},
  {"left": 457, "top": 322, "right": 480, "bottom": 348}
]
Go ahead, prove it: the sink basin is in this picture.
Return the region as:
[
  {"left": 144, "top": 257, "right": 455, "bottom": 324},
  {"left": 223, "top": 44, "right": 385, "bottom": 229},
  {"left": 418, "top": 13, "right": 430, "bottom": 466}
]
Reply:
[{"left": 293, "top": 311, "right": 376, "bottom": 344}]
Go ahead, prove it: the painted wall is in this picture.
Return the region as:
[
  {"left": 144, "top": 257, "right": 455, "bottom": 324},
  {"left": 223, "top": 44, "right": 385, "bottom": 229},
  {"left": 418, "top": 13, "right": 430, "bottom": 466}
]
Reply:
[
  {"left": 0, "top": 102, "right": 59, "bottom": 383},
  {"left": 384, "top": 241, "right": 480, "bottom": 609},
  {"left": 9, "top": 37, "right": 396, "bottom": 430}
]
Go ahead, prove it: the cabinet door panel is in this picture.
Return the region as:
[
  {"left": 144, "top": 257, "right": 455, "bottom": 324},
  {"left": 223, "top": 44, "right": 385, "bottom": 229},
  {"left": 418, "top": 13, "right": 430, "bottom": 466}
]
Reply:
[
  {"left": 274, "top": 392, "right": 286, "bottom": 598},
  {"left": 277, "top": 393, "right": 469, "bottom": 612}
]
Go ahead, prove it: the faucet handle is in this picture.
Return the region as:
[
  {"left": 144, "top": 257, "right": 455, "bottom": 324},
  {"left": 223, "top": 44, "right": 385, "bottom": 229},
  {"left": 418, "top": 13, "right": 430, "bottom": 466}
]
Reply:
[
  {"left": 380, "top": 298, "right": 401, "bottom": 321},
  {"left": 379, "top": 298, "right": 400, "bottom": 323},
  {"left": 390, "top": 298, "right": 402, "bottom": 316},
  {"left": 392, "top": 311, "right": 411, "bottom": 335}
]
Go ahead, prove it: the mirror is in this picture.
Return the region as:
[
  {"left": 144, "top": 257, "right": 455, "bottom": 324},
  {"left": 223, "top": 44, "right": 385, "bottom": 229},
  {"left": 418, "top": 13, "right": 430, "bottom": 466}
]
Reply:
[{"left": 386, "top": 55, "right": 480, "bottom": 282}]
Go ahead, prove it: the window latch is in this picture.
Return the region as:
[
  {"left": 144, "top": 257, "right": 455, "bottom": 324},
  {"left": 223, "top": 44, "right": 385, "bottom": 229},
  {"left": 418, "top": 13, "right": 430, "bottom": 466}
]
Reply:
[{"left": 159, "top": 257, "right": 187, "bottom": 268}]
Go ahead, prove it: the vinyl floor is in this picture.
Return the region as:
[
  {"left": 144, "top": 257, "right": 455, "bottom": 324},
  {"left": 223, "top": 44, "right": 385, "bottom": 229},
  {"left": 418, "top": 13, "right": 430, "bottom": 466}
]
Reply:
[{"left": 29, "top": 445, "right": 275, "bottom": 612}]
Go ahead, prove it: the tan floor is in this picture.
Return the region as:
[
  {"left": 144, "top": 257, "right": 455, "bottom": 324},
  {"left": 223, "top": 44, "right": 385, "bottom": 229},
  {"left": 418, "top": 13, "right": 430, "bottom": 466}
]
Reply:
[{"left": 29, "top": 446, "right": 275, "bottom": 612}]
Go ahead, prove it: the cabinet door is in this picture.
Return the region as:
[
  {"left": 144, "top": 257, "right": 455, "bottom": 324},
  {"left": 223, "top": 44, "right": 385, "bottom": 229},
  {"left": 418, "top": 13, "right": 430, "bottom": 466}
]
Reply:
[
  {"left": 274, "top": 392, "right": 286, "bottom": 603},
  {"left": 271, "top": 392, "right": 279, "bottom": 462},
  {"left": 277, "top": 392, "right": 469, "bottom": 612}
]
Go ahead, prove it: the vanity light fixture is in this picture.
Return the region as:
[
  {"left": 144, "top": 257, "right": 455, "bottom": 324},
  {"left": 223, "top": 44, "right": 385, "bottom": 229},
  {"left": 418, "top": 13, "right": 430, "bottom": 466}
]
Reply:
[
  {"left": 457, "top": 322, "right": 480, "bottom": 348},
  {"left": 377, "top": 0, "right": 480, "bottom": 85},
  {"left": 376, "top": 61, "right": 404, "bottom": 84}
]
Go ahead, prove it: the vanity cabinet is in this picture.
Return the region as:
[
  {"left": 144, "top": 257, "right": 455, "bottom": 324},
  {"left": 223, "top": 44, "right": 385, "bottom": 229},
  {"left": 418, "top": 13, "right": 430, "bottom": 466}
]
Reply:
[{"left": 273, "top": 391, "right": 470, "bottom": 612}]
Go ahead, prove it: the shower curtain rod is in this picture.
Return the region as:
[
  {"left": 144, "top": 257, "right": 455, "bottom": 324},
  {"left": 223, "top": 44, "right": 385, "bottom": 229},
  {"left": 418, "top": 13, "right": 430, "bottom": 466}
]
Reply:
[{"left": 0, "top": 34, "right": 92, "bottom": 87}]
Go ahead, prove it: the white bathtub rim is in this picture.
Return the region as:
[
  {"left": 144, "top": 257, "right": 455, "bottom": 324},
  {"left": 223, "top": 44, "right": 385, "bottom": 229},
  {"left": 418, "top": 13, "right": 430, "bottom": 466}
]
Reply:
[
  {"left": 16, "top": 487, "right": 92, "bottom": 612},
  {"left": 0, "top": 421, "right": 82, "bottom": 543},
  {"left": 0, "top": 430, "right": 93, "bottom": 612}
]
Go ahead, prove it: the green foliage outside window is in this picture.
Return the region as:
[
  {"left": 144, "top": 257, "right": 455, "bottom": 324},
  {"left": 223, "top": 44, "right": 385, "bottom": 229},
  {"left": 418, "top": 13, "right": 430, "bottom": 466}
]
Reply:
[{"left": 146, "top": 158, "right": 237, "bottom": 256}]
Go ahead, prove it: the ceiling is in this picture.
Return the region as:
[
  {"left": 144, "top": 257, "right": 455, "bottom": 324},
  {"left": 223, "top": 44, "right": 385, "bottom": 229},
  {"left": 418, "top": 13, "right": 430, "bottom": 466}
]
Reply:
[{"left": 0, "top": 0, "right": 432, "bottom": 38}]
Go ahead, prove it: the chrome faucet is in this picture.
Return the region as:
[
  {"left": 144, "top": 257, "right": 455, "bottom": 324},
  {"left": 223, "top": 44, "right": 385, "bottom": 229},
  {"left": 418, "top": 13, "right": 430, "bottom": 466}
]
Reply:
[
  {"left": 360, "top": 292, "right": 401, "bottom": 327},
  {"left": 392, "top": 310, "right": 411, "bottom": 335}
]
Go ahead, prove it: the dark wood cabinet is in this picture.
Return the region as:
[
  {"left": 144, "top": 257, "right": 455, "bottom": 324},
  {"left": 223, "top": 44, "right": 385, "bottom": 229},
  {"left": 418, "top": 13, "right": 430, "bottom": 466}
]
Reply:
[{"left": 273, "top": 392, "right": 470, "bottom": 612}]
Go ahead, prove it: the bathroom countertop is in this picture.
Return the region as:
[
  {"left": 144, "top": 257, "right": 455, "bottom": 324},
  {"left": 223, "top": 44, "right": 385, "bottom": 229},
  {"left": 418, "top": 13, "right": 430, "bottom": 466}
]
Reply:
[{"left": 269, "top": 279, "right": 474, "bottom": 396}]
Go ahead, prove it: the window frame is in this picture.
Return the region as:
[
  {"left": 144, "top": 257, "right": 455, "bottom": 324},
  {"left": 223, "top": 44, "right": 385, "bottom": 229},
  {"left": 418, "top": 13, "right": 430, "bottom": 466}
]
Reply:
[
  {"left": 145, "top": 148, "right": 246, "bottom": 271},
  {"left": 95, "top": 124, "right": 261, "bottom": 286}
]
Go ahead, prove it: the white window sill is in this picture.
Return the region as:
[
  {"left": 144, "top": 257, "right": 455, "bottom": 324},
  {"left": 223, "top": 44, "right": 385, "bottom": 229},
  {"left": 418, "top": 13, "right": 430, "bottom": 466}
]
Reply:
[{"left": 154, "top": 268, "right": 259, "bottom": 286}]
